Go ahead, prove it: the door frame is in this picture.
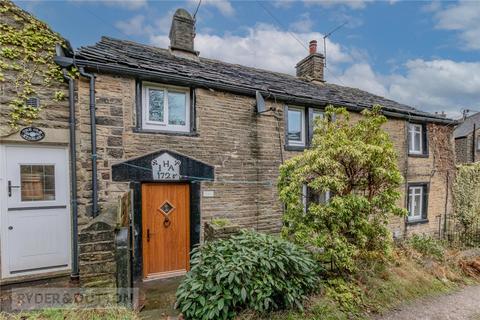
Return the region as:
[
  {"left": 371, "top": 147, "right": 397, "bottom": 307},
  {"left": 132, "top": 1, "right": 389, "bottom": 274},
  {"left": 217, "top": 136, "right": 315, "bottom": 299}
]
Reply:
[
  {"left": 110, "top": 150, "right": 214, "bottom": 282},
  {"left": 0, "top": 144, "right": 72, "bottom": 279}
]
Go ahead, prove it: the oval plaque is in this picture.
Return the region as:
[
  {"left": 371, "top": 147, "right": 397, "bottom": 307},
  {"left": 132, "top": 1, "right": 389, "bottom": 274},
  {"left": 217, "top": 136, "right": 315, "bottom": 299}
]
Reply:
[{"left": 20, "top": 127, "right": 45, "bottom": 142}]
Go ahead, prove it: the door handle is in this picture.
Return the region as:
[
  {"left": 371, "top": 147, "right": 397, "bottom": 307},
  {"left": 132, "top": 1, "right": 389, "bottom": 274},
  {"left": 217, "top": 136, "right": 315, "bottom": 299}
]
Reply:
[
  {"left": 147, "top": 229, "right": 151, "bottom": 242},
  {"left": 8, "top": 180, "right": 20, "bottom": 197},
  {"left": 8, "top": 226, "right": 13, "bottom": 230}
]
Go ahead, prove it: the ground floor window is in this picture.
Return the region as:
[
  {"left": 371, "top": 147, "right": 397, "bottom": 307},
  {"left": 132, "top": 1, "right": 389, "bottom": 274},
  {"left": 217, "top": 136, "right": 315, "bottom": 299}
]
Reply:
[
  {"left": 407, "top": 183, "right": 428, "bottom": 222},
  {"left": 302, "top": 184, "right": 330, "bottom": 213}
]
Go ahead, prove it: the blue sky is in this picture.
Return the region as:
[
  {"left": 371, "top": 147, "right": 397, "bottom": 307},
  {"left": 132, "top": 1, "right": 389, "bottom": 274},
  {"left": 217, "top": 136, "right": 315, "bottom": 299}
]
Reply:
[{"left": 14, "top": 0, "right": 480, "bottom": 118}]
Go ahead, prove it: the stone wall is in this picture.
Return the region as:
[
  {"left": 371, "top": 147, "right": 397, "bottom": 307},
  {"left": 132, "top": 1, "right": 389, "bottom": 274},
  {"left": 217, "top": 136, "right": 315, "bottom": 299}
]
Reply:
[
  {"left": 74, "top": 73, "right": 455, "bottom": 261},
  {"left": 75, "top": 74, "right": 287, "bottom": 235},
  {"left": 0, "top": 2, "right": 69, "bottom": 138},
  {"left": 455, "top": 132, "right": 480, "bottom": 164}
]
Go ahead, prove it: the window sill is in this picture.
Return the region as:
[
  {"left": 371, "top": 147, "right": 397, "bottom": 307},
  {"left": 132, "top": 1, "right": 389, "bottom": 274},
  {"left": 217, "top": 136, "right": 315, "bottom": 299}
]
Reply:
[
  {"left": 406, "top": 218, "right": 429, "bottom": 226},
  {"left": 408, "top": 153, "right": 429, "bottom": 158},
  {"left": 133, "top": 128, "right": 199, "bottom": 137},
  {"left": 284, "top": 145, "right": 306, "bottom": 152}
]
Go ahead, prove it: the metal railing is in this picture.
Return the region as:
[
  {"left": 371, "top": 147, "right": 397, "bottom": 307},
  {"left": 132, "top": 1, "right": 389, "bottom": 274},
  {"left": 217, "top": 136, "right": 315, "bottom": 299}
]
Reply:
[{"left": 437, "top": 214, "right": 480, "bottom": 247}]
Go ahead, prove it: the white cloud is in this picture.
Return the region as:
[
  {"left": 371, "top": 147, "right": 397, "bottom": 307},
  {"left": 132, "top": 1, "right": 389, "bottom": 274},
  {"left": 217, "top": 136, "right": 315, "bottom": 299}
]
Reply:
[
  {"left": 186, "top": 0, "right": 235, "bottom": 16},
  {"left": 289, "top": 13, "right": 314, "bottom": 33},
  {"left": 336, "top": 63, "right": 388, "bottom": 97},
  {"left": 434, "top": 1, "right": 480, "bottom": 50},
  {"left": 335, "top": 59, "right": 480, "bottom": 117},
  {"left": 115, "top": 15, "right": 148, "bottom": 36},
  {"left": 150, "top": 23, "right": 351, "bottom": 75},
  {"left": 115, "top": 10, "right": 174, "bottom": 37}
]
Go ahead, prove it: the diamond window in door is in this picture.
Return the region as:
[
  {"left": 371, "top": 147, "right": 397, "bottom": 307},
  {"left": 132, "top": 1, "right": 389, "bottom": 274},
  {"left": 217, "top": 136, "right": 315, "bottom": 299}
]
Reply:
[{"left": 159, "top": 201, "right": 175, "bottom": 216}]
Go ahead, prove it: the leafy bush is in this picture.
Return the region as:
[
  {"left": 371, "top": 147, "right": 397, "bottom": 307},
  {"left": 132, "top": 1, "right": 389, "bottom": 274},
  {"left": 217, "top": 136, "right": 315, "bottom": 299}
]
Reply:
[
  {"left": 453, "top": 163, "right": 480, "bottom": 230},
  {"left": 324, "top": 278, "right": 363, "bottom": 315},
  {"left": 175, "top": 230, "right": 321, "bottom": 320},
  {"left": 278, "top": 106, "right": 406, "bottom": 272},
  {"left": 407, "top": 234, "right": 445, "bottom": 260}
]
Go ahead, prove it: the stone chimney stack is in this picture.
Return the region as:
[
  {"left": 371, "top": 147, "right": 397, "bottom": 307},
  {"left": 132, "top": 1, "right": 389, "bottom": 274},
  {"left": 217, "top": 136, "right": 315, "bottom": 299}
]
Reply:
[
  {"left": 296, "top": 40, "right": 325, "bottom": 83},
  {"left": 169, "top": 9, "right": 198, "bottom": 58}
]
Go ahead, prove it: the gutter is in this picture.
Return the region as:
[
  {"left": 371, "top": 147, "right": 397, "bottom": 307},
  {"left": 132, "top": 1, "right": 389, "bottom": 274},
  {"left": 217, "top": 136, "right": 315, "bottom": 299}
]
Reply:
[
  {"left": 61, "top": 69, "right": 79, "bottom": 280},
  {"left": 67, "top": 57, "right": 457, "bottom": 125},
  {"left": 78, "top": 67, "right": 99, "bottom": 217}
]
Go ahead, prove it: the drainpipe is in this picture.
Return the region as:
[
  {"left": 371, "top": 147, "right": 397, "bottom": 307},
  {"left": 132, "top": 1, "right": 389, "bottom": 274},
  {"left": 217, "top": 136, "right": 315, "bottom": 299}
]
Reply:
[
  {"left": 79, "top": 67, "right": 99, "bottom": 217},
  {"left": 62, "top": 69, "right": 79, "bottom": 280},
  {"left": 473, "top": 123, "right": 476, "bottom": 163}
]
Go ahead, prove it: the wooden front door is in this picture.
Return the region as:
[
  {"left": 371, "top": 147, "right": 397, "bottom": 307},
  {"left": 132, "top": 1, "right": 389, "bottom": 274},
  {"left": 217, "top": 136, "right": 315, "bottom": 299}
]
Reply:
[{"left": 141, "top": 183, "right": 190, "bottom": 280}]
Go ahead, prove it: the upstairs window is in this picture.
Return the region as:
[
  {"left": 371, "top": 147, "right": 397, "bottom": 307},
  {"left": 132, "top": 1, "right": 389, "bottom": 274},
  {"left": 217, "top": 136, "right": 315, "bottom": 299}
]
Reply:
[
  {"left": 407, "top": 183, "right": 428, "bottom": 222},
  {"left": 142, "top": 83, "right": 190, "bottom": 132},
  {"left": 308, "top": 109, "right": 324, "bottom": 144},
  {"left": 286, "top": 107, "right": 305, "bottom": 147},
  {"left": 408, "top": 123, "right": 428, "bottom": 156}
]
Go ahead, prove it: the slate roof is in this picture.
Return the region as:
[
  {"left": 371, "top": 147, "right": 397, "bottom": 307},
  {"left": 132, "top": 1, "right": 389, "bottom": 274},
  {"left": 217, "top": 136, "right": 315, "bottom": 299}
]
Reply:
[
  {"left": 75, "top": 37, "right": 452, "bottom": 123},
  {"left": 454, "top": 112, "right": 480, "bottom": 138}
]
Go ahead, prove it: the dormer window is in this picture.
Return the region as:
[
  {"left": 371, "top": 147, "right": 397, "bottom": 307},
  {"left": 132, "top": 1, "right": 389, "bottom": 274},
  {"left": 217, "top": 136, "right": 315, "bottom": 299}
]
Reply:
[{"left": 141, "top": 82, "right": 190, "bottom": 132}]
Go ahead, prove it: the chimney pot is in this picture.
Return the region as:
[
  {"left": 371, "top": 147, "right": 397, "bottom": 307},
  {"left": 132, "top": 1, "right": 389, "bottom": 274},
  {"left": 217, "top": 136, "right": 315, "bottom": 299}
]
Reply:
[{"left": 309, "top": 40, "right": 317, "bottom": 55}]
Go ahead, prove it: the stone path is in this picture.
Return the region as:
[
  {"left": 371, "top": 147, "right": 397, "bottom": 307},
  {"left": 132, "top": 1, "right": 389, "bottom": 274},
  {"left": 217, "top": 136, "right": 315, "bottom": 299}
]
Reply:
[
  {"left": 377, "top": 285, "right": 480, "bottom": 320},
  {"left": 138, "top": 276, "right": 183, "bottom": 320}
]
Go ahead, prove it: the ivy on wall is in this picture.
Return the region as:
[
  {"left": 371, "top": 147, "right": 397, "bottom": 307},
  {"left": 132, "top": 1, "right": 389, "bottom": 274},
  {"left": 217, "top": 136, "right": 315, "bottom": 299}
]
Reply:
[
  {"left": 453, "top": 162, "right": 480, "bottom": 229},
  {"left": 0, "top": 0, "right": 73, "bottom": 132}
]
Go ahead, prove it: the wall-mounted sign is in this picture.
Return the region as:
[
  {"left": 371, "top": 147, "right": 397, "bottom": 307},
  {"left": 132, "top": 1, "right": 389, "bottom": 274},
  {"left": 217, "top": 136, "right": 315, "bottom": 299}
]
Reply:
[
  {"left": 20, "top": 127, "right": 45, "bottom": 142},
  {"left": 152, "top": 153, "right": 181, "bottom": 180}
]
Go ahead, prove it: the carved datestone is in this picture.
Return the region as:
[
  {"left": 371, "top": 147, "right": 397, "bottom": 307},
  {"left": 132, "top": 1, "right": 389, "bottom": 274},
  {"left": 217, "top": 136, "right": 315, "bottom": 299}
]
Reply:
[{"left": 151, "top": 153, "right": 181, "bottom": 180}]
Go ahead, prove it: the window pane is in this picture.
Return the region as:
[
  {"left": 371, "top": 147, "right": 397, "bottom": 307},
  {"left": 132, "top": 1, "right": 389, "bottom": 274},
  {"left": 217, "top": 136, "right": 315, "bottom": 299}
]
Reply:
[
  {"left": 148, "top": 89, "right": 164, "bottom": 122},
  {"left": 288, "top": 109, "right": 302, "bottom": 141},
  {"left": 20, "top": 165, "right": 55, "bottom": 201},
  {"left": 414, "top": 131, "right": 421, "bottom": 152},
  {"left": 168, "top": 91, "right": 187, "bottom": 126}
]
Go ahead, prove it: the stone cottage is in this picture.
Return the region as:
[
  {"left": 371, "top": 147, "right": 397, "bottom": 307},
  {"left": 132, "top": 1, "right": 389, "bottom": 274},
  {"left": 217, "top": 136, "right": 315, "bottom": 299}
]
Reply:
[
  {"left": 454, "top": 112, "right": 480, "bottom": 164},
  {"left": 0, "top": 5, "right": 456, "bottom": 292}
]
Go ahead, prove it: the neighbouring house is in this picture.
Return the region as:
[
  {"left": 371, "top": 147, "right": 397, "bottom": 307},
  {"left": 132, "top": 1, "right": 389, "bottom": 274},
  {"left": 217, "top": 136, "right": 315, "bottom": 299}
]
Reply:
[
  {"left": 454, "top": 112, "right": 480, "bottom": 164},
  {"left": 0, "top": 3, "right": 457, "bottom": 298}
]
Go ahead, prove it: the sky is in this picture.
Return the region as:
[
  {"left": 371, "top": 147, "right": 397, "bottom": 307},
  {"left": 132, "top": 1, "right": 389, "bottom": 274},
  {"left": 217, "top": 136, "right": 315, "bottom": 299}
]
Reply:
[{"left": 14, "top": 0, "right": 480, "bottom": 119}]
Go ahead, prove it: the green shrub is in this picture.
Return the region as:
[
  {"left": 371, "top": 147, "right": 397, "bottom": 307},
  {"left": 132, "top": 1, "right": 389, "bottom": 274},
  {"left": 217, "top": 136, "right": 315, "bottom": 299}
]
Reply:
[
  {"left": 278, "top": 106, "right": 406, "bottom": 272},
  {"left": 324, "top": 278, "right": 363, "bottom": 315},
  {"left": 407, "top": 234, "right": 445, "bottom": 260},
  {"left": 175, "top": 230, "right": 321, "bottom": 320},
  {"left": 453, "top": 163, "right": 480, "bottom": 229}
]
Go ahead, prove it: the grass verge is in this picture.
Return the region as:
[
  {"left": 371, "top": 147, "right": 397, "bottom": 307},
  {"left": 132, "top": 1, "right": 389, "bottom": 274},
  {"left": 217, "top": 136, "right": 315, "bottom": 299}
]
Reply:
[
  {"left": 238, "top": 242, "right": 480, "bottom": 320},
  {"left": 0, "top": 306, "right": 139, "bottom": 320}
]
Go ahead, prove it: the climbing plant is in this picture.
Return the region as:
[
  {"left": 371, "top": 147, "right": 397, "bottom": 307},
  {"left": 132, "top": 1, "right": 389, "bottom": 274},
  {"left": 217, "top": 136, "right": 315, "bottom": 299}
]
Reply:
[
  {"left": 453, "top": 162, "right": 480, "bottom": 230},
  {"left": 0, "top": 0, "right": 72, "bottom": 132}
]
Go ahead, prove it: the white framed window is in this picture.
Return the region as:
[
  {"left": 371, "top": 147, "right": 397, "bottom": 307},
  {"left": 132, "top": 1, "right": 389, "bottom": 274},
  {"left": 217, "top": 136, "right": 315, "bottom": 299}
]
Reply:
[
  {"left": 408, "top": 123, "right": 423, "bottom": 154},
  {"left": 142, "top": 82, "right": 190, "bottom": 132},
  {"left": 408, "top": 185, "right": 427, "bottom": 221},
  {"left": 312, "top": 109, "right": 324, "bottom": 124},
  {"left": 302, "top": 184, "right": 330, "bottom": 213},
  {"left": 287, "top": 106, "right": 305, "bottom": 146},
  {"left": 309, "top": 109, "right": 325, "bottom": 144}
]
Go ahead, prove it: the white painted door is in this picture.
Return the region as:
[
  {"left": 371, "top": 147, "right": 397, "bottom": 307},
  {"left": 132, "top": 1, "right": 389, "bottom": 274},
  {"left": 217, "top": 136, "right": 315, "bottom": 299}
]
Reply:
[{"left": 1, "top": 145, "right": 70, "bottom": 278}]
